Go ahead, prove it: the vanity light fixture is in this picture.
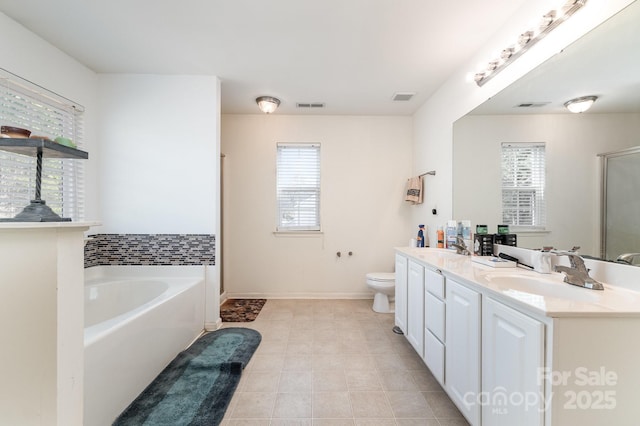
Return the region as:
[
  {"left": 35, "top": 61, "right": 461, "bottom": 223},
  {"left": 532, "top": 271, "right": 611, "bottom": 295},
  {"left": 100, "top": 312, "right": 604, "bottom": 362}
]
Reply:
[
  {"left": 564, "top": 95, "right": 597, "bottom": 113},
  {"left": 256, "top": 96, "right": 280, "bottom": 114},
  {"left": 473, "top": 0, "right": 587, "bottom": 87}
]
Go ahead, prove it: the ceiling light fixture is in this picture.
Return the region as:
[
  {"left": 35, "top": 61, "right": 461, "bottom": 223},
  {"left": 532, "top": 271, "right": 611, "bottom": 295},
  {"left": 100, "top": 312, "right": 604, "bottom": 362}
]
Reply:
[
  {"left": 473, "top": 0, "right": 587, "bottom": 87},
  {"left": 256, "top": 96, "right": 280, "bottom": 114},
  {"left": 564, "top": 95, "right": 597, "bottom": 113}
]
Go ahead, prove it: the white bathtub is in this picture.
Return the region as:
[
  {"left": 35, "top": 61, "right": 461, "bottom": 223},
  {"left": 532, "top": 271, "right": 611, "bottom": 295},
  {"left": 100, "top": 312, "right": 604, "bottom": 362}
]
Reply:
[{"left": 83, "top": 266, "right": 206, "bottom": 426}]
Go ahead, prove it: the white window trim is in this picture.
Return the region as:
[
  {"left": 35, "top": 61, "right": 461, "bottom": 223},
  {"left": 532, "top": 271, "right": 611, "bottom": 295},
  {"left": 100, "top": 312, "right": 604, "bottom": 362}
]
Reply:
[
  {"left": 501, "top": 142, "right": 546, "bottom": 230},
  {"left": 275, "top": 142, "right": 321, "bottom": 232}
]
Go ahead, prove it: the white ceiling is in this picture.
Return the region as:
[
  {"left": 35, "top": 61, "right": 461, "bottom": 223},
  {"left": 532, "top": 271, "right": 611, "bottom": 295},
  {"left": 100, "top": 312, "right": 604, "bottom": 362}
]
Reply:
[{"left": 0, "top": 0, "right": 527, "bottom": 115}]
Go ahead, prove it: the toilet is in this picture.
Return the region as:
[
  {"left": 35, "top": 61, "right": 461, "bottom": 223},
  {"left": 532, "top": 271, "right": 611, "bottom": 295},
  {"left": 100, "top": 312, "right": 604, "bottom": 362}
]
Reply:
[{"left": 365, "top": 272, "right": 395, "bottom": 313}]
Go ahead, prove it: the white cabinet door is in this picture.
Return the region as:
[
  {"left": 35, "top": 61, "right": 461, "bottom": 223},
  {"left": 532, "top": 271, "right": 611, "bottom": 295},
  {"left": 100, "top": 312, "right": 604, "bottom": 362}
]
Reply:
[
  {"left": 445, "top": 279, "right": 481, "bottom": 426},
  {"left": 482, "top": 297, "right": 545, "bottom": 426},
  {"left": 407, "top": 260, "right": 425, "bottom": 357},
  {"left": 424, "top": 328, "right": 445, "bottom": 385},
  {"left": 394, "top": 254, "right": 408, "bottom": 334}
]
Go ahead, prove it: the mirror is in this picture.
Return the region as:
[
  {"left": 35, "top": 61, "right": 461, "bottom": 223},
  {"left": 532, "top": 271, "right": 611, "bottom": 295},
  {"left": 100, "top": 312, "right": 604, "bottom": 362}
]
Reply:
[{"left": 453, "top": 0, "right": 640, "bottom": 262}]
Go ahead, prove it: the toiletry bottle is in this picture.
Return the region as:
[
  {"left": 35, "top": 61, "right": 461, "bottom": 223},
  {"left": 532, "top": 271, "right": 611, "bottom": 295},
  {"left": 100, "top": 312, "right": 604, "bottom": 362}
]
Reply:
[
  {"left": 445, "top": 220, "right": 457, "bottom": 249},
  {"left": 437, "top": 226, "right": 444, "bottom": 248},
  {"left": 461, "top": 220, "right": 472, "bottom": 252},
  {"left": 417, "top": 224, "right": 425, "bottom": 247}
]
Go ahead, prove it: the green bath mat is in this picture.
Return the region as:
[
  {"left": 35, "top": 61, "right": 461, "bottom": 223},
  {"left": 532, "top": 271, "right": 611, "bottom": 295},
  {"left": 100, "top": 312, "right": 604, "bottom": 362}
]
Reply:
[{"left": 113, "top": 327, "right": 261, "bottom": 426}]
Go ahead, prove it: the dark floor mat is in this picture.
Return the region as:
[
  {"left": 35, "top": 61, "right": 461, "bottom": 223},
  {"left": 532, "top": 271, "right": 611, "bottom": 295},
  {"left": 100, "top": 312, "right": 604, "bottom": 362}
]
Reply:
[{"left": 220, "top": 299, "right": 266, "bottom": 322}]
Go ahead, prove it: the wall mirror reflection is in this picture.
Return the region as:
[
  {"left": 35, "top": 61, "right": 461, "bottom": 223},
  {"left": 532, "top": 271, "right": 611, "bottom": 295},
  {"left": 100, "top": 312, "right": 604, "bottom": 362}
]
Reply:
[{"left": 453, "top": 0, "right": 640, "bottom": 264}]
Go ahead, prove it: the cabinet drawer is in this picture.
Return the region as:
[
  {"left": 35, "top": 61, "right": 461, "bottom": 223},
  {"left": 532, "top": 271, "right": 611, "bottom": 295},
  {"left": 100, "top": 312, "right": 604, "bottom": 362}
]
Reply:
[
  {"left": 424, "top": 329, "right": 445, "bottom": 386},
  {"left": 425, "top": 291, "right": 445, "bottom": 342},
  {"left": 425, "top": 268, "right": 445, "bottom": 299}
]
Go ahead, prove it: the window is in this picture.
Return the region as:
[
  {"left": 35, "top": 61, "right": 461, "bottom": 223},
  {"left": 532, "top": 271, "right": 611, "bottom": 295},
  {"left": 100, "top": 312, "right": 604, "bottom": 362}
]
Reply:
[
  {"left": 0, "top": 69, "right": 84, "bottom": 221},
  {"left": 276, "top": 143, "right": 320, "bottom": 231},
  {"left": 501, "top": 142, "right": 546, "bottom": 229}
]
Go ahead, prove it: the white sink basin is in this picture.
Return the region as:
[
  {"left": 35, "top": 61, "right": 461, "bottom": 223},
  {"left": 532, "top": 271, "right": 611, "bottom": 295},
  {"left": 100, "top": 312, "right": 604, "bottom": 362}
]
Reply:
[{"left": 479, "top": 272, "right": 600, "bottom": 302}]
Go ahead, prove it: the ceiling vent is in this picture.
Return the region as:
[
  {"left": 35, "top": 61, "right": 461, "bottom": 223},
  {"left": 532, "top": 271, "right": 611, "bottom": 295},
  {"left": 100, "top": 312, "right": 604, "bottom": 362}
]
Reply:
[
  {"left": 515, "top": 102, "right": 551, "bottom": 108},
  {"left": 392, "top": 92, "right": 416, "bottom": 101},
  {"left": 296, "top": 102, "right": 325, "bottom": 109}
]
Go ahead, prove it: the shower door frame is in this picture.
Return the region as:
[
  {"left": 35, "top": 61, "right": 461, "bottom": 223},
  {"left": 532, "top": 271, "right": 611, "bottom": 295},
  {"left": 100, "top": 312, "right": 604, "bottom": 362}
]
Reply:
[{"left": 599, "top": 145, "right": 640, "bottom": 261}]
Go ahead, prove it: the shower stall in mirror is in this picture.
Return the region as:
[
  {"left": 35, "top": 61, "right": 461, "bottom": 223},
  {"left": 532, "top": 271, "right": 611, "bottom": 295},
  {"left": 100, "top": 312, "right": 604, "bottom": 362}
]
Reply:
[{"left": 600, "top": 146, "right": 640, "bottom": 265}]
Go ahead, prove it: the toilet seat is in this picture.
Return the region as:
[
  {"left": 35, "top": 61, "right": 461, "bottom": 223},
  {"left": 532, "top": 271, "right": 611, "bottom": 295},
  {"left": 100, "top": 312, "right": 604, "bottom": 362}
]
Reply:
[{"left": 366, "top": 272, "right": 395, "bottom": 283}]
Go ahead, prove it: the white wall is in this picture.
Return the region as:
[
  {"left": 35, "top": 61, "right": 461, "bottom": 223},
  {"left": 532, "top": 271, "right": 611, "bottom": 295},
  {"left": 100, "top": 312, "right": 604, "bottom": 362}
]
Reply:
[
  {"left": 96, "top": 74, "right": 219, "bottom": 234},
  {"left": 221, "top": 114, "right": 413, "bottom": 298},
  {"left": 453, "top": 113, "right": 640, "bottom": 255},
  {"left": 411, "top": 0, "right": 636, "bottom": 245}
]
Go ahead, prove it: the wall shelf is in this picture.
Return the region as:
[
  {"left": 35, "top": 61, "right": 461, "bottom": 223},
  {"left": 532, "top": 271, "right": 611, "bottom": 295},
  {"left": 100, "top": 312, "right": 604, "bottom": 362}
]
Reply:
[
  {"left": 0, "top": 137, "right": 89, "bottom": 222},
  {"left": 0, "top": 137, "right": 88, "bottom": 159}
]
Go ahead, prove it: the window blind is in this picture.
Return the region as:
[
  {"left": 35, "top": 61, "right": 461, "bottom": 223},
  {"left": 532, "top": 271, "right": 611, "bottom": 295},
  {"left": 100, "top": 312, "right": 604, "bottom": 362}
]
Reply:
[
  {"left": 501, "top": 142, "right": 546, "bottom": 228},
  {"left": 0, "top": 70, "right": 85, "bottom": 220},
  {"left": 276, "top": 143, "right": 321, "bottom": 231}
]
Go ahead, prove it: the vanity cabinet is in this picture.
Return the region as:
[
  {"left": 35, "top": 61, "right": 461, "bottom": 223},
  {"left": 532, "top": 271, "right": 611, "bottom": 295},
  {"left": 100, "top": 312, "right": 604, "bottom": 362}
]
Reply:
[
  {"left": 424, "top": 267, "right": 445, "bottom": 385},
  {"left": 445, "top": 278, "right": 481, "bottom": 426},
  {"left": 395, "top": 247, "right": 640, "bottom": 425},
  {"left": 407, "top": 260, "right": 425, "bottom": 357},
  {"left": 394, "top": 254, "right": 408, "bottom": 334},
  {"left": 482, "top": 297, "right": 545, "bottom": 426}
]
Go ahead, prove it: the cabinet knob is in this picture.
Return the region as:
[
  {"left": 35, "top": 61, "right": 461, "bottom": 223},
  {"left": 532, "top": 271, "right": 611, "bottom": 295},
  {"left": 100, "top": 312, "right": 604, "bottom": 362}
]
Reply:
[{"left": 336, "top": 251, "right": 341, "bottom": 257}]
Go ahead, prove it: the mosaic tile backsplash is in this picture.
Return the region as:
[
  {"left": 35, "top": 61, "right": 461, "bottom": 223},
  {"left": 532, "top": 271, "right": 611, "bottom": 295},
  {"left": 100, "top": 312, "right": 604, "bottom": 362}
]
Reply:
[{"left": 84, "top": 234, "right": 215, "bottom": 268}]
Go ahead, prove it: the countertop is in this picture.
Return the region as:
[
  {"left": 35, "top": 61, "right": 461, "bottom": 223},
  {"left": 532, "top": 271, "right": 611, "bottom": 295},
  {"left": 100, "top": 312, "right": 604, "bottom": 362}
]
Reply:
[{"left": 396, "top": 247, "right": 640, "bottom": 318}]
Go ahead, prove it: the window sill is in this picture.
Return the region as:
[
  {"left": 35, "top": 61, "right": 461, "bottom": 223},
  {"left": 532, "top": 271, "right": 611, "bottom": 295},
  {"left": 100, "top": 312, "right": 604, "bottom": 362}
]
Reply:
[
  {"left": 273, "top": 230, "right": 324, "bottom": 237},
  {"left": 510, "top": 228, "right": 550, "bottom": 235}
]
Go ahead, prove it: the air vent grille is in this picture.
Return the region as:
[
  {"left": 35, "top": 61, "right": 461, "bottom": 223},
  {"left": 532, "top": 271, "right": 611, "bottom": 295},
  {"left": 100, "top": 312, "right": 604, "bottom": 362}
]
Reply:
[
  {"left": 296, "top": 102, "right": 325, "bottom": 109},
  {"left": 516, "top": 102, "right": 551, "bottom": 108},
  {"left": 392, "top": 92, "right": 416, "bottom": 101}
]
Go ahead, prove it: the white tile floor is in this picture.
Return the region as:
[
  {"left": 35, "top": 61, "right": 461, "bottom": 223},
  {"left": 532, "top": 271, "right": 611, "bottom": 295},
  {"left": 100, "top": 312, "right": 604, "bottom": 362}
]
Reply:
[{"left": 220, "top": 299, "right": 469, "bottom": 426}]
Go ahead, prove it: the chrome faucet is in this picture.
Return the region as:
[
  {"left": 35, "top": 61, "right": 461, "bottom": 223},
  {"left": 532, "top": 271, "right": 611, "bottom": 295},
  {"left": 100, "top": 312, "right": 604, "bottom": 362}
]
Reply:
[
  {"left": 450, "top": 236, "right": 471, "bottom": 256},
  {"left": 616, "top": 253, "right": 640, "bottom": 265},
  {"left": 553, "top": 251, "right": 604, "bottom": 290}
]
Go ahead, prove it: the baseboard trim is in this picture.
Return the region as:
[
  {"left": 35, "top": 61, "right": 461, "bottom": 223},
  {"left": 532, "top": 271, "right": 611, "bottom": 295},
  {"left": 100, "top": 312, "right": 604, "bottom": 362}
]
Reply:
[
  {"left": 205, "top": 319, "right": 222, "bottom": 331},
  {"left": 224, "top": 292, "right": 374, "bottom": 299}
]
